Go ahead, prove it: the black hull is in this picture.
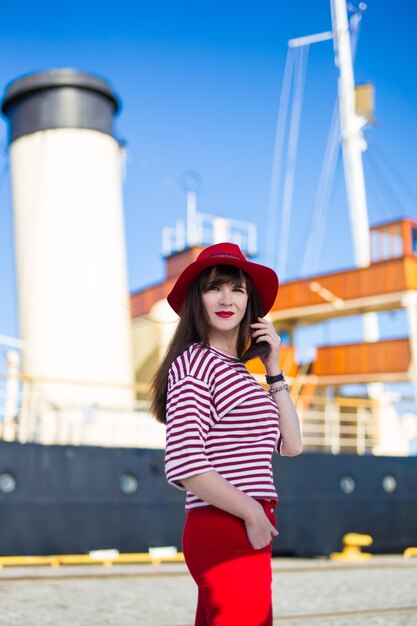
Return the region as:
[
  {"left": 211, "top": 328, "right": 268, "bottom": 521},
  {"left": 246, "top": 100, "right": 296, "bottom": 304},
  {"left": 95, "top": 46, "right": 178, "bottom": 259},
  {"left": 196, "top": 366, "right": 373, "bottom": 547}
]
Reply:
[{"left": 1, "top": 442, "right": 416, "bottom": 557}]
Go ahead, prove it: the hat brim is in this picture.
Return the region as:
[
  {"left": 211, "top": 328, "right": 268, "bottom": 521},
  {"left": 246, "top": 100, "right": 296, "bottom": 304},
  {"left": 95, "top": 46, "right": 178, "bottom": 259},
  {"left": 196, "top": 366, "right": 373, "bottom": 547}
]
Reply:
[{"left": 167, "top": 256, "right": 279, "bottom": 316}]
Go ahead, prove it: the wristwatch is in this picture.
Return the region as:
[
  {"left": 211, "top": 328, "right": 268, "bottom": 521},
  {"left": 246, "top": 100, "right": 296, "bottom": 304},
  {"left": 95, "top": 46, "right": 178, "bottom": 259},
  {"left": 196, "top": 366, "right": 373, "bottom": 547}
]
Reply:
[{"left": 265, "top": 371, "right": 285, "bottom": 384}]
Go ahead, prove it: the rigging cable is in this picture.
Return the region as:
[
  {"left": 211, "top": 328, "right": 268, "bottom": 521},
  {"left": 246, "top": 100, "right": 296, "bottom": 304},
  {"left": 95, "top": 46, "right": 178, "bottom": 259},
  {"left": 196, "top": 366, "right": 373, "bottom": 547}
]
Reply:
[
  {"left": 301, "top": 100, "right": 340, "bottom": 275},
  {"left": 276, "top": 44, "right": 309, "bottom": 279},
  {"left": 363, "top": 150, "right": 399, "bottom": 220},
  {"left": 370, "top": 141, "right": 417, "bottom": 209},
  {"left": 266, "top": 48, "right": 295, "bottom": 269},
  {"left": 364, "top": 148, "right": 407, "bottom": 217}
]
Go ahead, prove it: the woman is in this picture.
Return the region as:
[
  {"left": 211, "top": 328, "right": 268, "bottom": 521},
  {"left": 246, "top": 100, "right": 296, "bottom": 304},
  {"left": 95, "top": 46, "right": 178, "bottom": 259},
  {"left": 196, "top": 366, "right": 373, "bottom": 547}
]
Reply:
[{"left": 151, "top": 242, "right": 302, "bottom": 626}]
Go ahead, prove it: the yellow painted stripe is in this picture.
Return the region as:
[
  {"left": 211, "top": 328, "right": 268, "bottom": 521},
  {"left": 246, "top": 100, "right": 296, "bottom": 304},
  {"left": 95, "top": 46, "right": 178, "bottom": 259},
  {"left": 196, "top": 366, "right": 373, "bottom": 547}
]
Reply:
[{"left": 0, "top": 552, "right": 185, "bottom": 568}]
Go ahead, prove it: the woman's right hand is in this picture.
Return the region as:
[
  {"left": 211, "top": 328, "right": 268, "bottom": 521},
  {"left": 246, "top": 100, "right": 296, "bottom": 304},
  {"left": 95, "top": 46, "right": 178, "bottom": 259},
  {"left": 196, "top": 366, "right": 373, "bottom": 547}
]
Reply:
[
  {"left": 182, "top": 472, "right": 279, "bottom": 549},
  {"left": 244, "top": 504, "right": 278, "bottom": 550}
]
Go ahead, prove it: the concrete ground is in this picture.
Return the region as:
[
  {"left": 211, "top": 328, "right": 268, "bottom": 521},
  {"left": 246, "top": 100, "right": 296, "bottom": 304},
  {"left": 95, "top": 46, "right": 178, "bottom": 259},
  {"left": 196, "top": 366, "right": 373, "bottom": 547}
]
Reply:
[{"left": 0, "top": 556, "right": 417, "bottom": 625}]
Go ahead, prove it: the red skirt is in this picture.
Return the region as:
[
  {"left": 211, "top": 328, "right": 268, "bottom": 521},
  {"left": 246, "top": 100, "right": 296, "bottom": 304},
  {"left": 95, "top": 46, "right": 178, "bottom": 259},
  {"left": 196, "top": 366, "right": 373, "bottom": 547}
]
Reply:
[{"left": 182, "top": 500, "right": 277, "bottom": 626}]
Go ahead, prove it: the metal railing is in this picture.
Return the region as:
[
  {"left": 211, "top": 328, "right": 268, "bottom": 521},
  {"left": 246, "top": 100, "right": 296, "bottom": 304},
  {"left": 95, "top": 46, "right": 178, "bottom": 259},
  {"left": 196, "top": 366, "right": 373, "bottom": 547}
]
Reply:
[
  {"left": 162, "top": 212, "right": 257, "bottom": 257},
  {"left": 0, "top": 373, "right": 415, "bottom": 454},
  {"left": 0, "top": 373, "right": 165, "bottom": 449},
  {"left": 296, "top": 397, "right": 378, "bottom": 454}
]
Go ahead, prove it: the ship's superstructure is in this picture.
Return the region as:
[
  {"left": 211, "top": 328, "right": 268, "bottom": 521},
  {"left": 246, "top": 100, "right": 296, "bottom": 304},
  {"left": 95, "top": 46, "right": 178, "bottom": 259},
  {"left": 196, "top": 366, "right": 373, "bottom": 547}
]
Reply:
[{"left": 130, "top": 211, "right": 417, "bottom": 457}]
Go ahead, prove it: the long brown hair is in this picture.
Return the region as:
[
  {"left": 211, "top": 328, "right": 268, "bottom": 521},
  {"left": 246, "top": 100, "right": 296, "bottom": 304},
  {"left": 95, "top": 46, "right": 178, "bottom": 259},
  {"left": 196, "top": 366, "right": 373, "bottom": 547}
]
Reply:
[{"left": 150, "top": 265, "right": 269, "bottom": 423}]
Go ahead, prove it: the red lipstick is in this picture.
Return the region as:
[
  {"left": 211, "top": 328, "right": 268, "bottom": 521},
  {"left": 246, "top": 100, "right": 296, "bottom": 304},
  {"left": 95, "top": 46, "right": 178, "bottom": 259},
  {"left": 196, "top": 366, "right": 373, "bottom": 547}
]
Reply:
[{"left": 216, "top": 311, "right": 234, "bottom": 318}]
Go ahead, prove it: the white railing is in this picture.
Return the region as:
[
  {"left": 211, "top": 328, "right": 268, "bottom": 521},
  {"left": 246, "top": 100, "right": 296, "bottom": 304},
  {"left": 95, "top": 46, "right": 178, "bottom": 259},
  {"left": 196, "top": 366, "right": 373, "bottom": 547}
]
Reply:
[
  {"left": 162, "top": 213, "right": 257, "bottom": 257},
  {"left": 296, "top": 403, "right": 377, "bottom": 455},
  {"left": 1, "top": 373, "right": 415, "bottom": 454},
  {"left": 0, "top": 374, "right": 165, "bottom": 449}
]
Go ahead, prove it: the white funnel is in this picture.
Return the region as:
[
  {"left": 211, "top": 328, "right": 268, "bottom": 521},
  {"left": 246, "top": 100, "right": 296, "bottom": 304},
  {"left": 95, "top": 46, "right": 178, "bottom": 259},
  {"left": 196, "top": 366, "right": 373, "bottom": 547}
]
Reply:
[{"left": 1, "top": 69, "right": 134, "bottom": 433}]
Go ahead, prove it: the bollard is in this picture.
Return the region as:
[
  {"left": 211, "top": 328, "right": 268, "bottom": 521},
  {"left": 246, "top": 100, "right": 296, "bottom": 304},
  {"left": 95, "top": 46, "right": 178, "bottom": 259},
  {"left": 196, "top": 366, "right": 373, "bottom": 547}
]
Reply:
[
  {"left": 403, "top": 547, "right": 417, "bottom": 559},
  {"left": 330, "top": 532, "right": 373, "bottom": 561}
]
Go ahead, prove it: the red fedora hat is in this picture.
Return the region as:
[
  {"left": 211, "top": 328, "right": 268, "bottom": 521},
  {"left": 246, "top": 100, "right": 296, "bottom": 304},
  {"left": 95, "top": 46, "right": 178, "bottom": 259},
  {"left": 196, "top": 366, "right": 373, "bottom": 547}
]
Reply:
[{"left": 167, "top": 242, "right": 279, "bottom": 316}]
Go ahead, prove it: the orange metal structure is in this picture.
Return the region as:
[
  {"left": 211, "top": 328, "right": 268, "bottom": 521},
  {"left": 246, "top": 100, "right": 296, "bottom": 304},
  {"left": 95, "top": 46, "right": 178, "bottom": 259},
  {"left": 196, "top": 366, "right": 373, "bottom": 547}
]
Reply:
[
  {"left": 130, "top": 218, "right": 416, "bottom": 387},
  {"left": 313, "top": 339, "right": 411, "bottom": 382}
]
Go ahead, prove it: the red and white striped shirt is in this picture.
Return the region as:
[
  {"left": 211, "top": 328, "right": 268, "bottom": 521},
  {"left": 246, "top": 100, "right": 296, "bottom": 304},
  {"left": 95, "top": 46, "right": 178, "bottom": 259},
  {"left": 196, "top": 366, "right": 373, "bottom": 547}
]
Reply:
[{"left": 165, "top": 343, "right": 283, "bottom": 510}]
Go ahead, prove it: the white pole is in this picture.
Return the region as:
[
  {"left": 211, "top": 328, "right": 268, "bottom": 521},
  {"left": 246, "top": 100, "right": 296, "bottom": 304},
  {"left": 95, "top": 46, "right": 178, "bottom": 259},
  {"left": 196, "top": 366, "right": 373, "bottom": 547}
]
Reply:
[
  {"left": 289, "top": 31, "right": 333, "bottom": 48},
  {"left": 186, "top": 190, "right": 198, "bottom": 247},
  {"left": 213, "top": 217, "right": 229, "bottom": 243},
  {"left": 3, "top": 350, "right": 20, "bottom": 441},
  {"left": 330, "top": 0, "right": 370, "bottom": 267},
  {"left": 330, "top": 1, "right": 404, "bottom": 449},
  {"left": 331, "top": 0, "right": 380, "bottom": 344},
  {"left": 403, "top": 292, "right": 417, "bottom": 409}
]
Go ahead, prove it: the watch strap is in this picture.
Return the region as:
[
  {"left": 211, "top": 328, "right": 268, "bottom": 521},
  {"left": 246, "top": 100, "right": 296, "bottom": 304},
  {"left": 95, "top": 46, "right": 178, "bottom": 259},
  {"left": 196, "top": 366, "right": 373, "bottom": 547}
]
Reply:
[{"left": 265, "top": 371, "right": 285, "bottom": 384}]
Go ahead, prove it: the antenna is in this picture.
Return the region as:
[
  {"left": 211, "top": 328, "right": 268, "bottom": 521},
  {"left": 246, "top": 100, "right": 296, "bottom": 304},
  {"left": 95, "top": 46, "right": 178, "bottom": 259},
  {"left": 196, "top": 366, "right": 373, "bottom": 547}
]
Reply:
[
  {"left": 162, "top": 172, "right": 257, "bottom": 257},
  {"left": 180, "top": 170, "right": 203, "bottom": 248}
]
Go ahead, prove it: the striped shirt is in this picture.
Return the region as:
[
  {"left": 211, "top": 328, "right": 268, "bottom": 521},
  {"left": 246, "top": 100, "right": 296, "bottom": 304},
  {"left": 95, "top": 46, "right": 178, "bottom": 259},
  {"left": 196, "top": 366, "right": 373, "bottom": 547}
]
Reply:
[{"left": 165, "top": 343, "right": 283, "bottom": 510}]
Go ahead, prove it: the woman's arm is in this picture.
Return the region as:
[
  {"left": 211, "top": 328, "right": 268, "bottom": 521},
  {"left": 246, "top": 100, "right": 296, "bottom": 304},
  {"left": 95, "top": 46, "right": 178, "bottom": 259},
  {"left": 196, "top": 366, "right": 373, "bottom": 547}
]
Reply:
[
  {"left": 251, "top": 317, "right": 303, "bottom": 456},
  {"left": 182, "top": 470, "right": 278, "bottom": 549},
  {"left": 268, "top": 384, "right": 303, "bottom": 456}
]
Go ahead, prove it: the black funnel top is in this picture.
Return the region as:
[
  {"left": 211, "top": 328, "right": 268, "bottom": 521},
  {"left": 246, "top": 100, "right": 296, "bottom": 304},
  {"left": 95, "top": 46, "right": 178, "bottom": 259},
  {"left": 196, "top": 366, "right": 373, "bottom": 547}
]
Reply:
[{"left": 1, "top": 68, "right": 121, "bottom": 143}]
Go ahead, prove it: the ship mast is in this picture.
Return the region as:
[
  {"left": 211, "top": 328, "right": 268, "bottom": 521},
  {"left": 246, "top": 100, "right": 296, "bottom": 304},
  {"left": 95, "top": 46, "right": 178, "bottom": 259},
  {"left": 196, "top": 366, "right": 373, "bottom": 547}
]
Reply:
[
  {"left": 331, "top": 0, "right": 380, "bottom": 344},
  {"left": 331, "top": 0, "right": 370, "bottom": 266},
  {"left": 329, "top": 1, "right": 415, "bottom": 440}
]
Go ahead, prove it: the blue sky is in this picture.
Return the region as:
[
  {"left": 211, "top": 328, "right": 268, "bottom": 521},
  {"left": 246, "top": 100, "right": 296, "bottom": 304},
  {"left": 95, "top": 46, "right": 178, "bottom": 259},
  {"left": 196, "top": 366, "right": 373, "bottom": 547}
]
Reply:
[{"left": 1, "top": 0, "right": 417, "bottom": 349}]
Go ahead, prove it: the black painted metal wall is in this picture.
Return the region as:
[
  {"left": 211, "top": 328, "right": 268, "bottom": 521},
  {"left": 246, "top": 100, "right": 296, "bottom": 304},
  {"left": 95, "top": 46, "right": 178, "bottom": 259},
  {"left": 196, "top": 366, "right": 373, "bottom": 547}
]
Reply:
[{"left": 0, "top": 442, "right": 416, "bottom": 556}]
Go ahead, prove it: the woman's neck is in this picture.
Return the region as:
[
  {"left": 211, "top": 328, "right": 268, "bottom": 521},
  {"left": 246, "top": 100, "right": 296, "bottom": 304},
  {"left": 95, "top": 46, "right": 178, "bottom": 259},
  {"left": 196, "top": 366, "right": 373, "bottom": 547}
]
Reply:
[{"left": 208, "top": 331, "right": 239, "bottom": 358}]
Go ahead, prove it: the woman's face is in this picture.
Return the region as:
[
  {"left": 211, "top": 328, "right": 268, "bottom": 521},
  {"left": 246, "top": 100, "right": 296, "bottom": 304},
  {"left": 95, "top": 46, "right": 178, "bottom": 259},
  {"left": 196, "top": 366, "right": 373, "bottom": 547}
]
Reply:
[{"left": 201, "top": 271, "right": 249, "bottom": 340}]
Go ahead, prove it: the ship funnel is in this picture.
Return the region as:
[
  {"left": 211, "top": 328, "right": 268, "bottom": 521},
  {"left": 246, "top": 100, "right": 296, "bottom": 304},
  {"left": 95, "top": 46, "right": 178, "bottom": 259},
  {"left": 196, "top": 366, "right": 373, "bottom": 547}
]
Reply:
[{"left": 1, "top": 69, "right": 134, "bottom": 441}]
